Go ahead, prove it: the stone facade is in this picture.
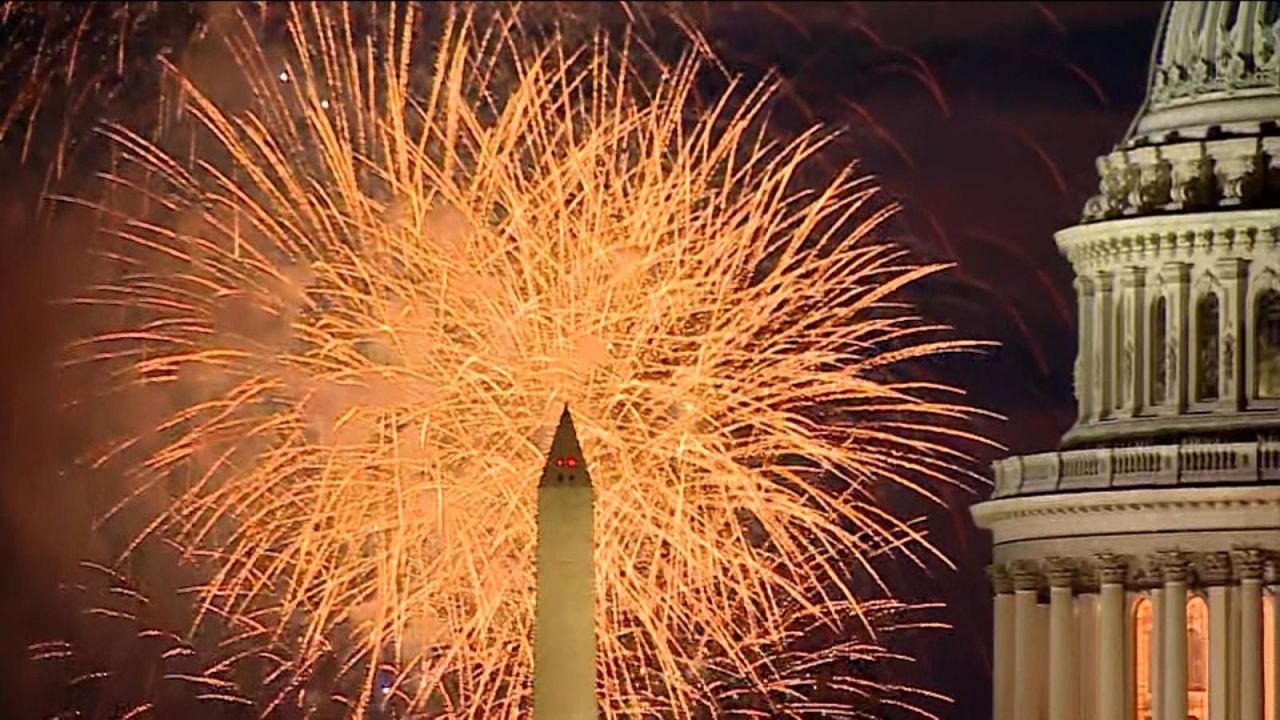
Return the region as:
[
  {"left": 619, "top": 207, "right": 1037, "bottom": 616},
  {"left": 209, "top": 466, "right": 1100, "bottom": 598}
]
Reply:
[{"left": 971, "top": 3, "right": 1280, "bottom": 720}]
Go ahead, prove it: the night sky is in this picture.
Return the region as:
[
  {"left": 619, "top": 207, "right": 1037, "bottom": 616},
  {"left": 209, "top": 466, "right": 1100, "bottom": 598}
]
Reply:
[
  {"left": 685, "top": 4, "right": 1162, "bottom": 715},
  {"left": 0, "top": 3, "right": 1163, "bottom": 718}
]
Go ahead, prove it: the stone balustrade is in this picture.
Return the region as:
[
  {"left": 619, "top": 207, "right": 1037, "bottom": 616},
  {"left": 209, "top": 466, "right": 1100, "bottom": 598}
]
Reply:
[{"left": 992, "top": 437, "right": 1280, "bottom": 498}]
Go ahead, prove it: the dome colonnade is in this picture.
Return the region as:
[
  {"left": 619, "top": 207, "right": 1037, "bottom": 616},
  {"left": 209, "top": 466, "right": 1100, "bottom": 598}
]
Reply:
[{"left": 982, "top": 549, "right": 1278, "bottom": 720}]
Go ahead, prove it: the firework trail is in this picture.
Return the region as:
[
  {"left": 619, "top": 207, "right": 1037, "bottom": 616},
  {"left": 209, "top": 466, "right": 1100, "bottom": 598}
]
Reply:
[{"left": 53, "top": 3, "right": 988, "bottom": 717}]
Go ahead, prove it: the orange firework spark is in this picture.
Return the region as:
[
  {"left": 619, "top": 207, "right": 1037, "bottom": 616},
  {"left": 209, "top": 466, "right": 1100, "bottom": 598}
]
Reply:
[{"left": 60, "top": 3, "right": 988, "bottom": 717}]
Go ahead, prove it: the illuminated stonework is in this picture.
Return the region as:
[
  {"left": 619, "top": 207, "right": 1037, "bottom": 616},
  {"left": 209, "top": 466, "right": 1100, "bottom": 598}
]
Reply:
[{"left": 972, "top": 4, "right": 1280, "bottom": 720}]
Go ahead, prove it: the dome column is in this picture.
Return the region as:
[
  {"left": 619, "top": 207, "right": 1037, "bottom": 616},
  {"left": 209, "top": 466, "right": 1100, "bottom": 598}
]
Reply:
[
  {"left": 1047, "top": 557, "right": 1077, "bottom": 720},
  {"left": 1203, "top": 552, "right": 1234, "bottom": 720},
  {"left": 1095, "top": 554, "right": 1128, "bottom": 720},
  {"left": 1097, "top": 272, "right": 1116, "bottom": 417},
  {"left": 1217, "top": 258, "right": 1250, "bottom": 412},
  {"left": 1159, "top": 552, "right": 1189, "bottom": 720},
  {"left": 1267, "top": 558, "right": 1279, "bottom": 720},
  {"left": 1014, "top": 562, "right": 1044, "bottom": 720},
  {"left": 1076, "top": 278, "right": 1097, "bottom": 423},
  {"left": 1163, "top": 261, "right": 1192, "bottom": 414},
  {"left": 1236, "top": 549, "right": 1265, "bottom": 720},
  {"left": 1150, "top": 582, "right": 1166, "bottom": 720},
  {"left": 988, "top": 564, "right": 1016, "bottom": 720},
  {"left": 1120, "top": 266, "right": 1147, "bottom": 417}
]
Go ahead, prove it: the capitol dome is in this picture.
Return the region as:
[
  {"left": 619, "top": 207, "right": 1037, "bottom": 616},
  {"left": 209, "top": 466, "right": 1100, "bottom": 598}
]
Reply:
[{"left": 970, "top": 3, "right": 1280, "bottom": 720}]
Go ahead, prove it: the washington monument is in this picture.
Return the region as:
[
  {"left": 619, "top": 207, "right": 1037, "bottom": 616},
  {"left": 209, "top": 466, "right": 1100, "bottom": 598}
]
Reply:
[{"left": 532, "top": 406, "right": 598, "bottom": 719}]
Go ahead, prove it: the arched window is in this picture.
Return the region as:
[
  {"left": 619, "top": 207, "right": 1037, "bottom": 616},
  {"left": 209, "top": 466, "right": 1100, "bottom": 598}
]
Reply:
[
  {"left": 1151, "top": 296, "right": 1168, "bottom": 404},
  {"left": 1257, "top": 289, "right": 1280, "bottom": 398},
  {"left": 1188, "top": 596, "right": 1209, "bottom": 720},
  {"left": 1134, "top": 594, "right": 1215, "bottom": 720},
  {"left": 1116, "top": 296, "right": 1129, "bottom": 409},
  {"left": 1196, "top": 293, "right": 1220, "bottom": 401},
  {"left": 1135, "top": 596, "right": 1153, "bottom": 720}
]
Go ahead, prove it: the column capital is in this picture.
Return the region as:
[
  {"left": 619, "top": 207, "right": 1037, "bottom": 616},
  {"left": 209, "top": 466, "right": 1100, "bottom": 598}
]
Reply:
[
  {"left": 1045, "top": 556, "right": 1076, "bottom": 589},
  {"left": 1094, "top": 552, "right": 1130, "bottom": 586},
  {"left": 1160, "top": 259, "right": 1191, "bottom": 279},
  {"left": 1095, "top": 271, "right": 1115, "bottom": 292},
  {"left": 1156, "top": 550, "right": 1192, "bottom": 583},
  {"left": 1119, "top": 265, "right": 1147, "bottom": 288},
  {"left": 1012, "top": 560, "right": 1041, "bottom": 592},
  {"left": 987, "top": 563, "right": 1014, "bottom": 595},
  {"left": 1199, "top": 551, "right": 1234, "bottom": 586},
  {"left": 1266, "top": 556, "right": 1279, "bottom": 586},
  {"left": 1233, "top": 547, "right": 1266, "bottom": 581},
  {"left": 1214, "top": 255, "right": 1249, "bottom": 279}
]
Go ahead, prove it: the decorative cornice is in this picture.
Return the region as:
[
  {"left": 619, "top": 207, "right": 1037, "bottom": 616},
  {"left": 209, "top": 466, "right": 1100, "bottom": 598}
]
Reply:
[
  {"left": 976, "top": 490, "right": 1280, "bottom": 523},
  {"left": 972, "top": 485, "right": 1280, "bottom": 546},
  {"left": 1057, "top": 208, "right": 1280, "bottom": 269}
]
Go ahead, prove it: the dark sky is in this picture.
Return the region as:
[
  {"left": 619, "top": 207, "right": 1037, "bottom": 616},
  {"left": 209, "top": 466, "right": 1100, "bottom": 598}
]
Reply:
[
  {"left": 0, "top": 3, "right": 1163, "bottom": 718},
  {"left": 689, "top": 4, "right": 1162, "bottom": 714}
]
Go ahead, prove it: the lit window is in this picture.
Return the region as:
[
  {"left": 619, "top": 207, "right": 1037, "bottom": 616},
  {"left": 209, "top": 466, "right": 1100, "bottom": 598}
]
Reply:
[
  {"left": 1134, "top": 595, "right": 1211, "bottom": 720},
  {"left": 1135, "top": 596, "right": 1153, "bottom": 720},
  {"left": 1188, "top": 596, "right": 1208, "bottom": 720}
]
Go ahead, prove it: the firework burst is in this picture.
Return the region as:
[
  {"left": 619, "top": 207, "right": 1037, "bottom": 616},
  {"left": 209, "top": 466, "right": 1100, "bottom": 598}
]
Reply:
[{"left": 60, "top": 3, "right": 988, "bottom": 717}]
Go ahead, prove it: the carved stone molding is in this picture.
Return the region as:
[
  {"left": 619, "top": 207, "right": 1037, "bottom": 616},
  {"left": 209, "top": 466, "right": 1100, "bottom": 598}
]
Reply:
[
  {"left": 1233, "top": 547, "right": 1267, "bottom": 580},
  {"left": 1045, "top": 556, "right": 1077, "bottom": 589},
  {"left": 987, "top": 563, "right": 1014, "bottom": 595},
  {"left": 1012, "top": 560, "right": 1041, "bottom": 593},
  {"left": 1095, "top": 553, "right": 1130, "bottom": 586},
  {"left": 1155, "top": 550, "right": 1192, "bottom": 584},
  {"left": 1057, "top": 211, "right": 1280, "bottom": 272},
  {"left": 1215, "top": 139, "right": 1265, "bottom": 206},
  {"left": 1199, "top": 551, "right": 1234, "bottom": 586},
  {"left": 1129, "top": 148, "right": 1172, "bottom": 212},
  {"left": 1171, "top": 151, "right": 1216, "bottom": 210}
]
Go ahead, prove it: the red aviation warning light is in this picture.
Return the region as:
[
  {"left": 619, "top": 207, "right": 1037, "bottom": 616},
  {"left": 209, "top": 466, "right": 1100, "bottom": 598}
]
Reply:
[{"left": 540, "top": 405, "right": 591, "bottom": 487}]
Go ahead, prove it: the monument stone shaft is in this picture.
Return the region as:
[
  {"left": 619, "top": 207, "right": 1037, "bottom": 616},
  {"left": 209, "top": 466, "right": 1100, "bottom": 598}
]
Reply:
[{"left": 533, "top": 407, "right": 598, "bottom": 720}]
